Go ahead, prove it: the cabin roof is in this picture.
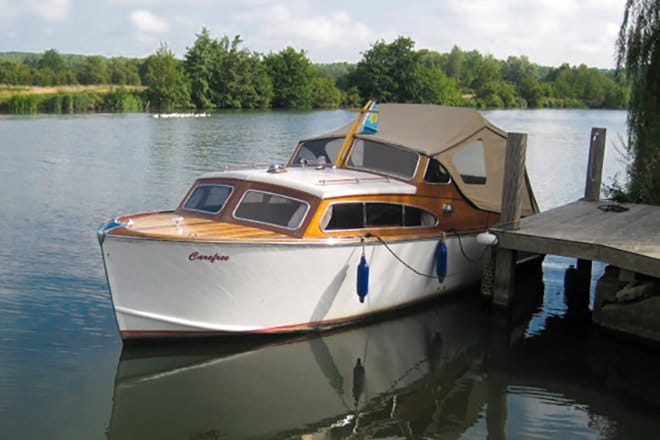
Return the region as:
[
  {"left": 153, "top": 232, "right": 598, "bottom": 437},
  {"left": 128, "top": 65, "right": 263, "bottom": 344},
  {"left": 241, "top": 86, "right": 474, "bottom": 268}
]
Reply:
[
  {"left": 199, "top": 166, "right": 417, "bottom": 199},
  {"left": 304, "top": 103, "right": 506, "bottom": 156},
  {"left": 300, "top": 103, "right": 538, "bottom": 216}
]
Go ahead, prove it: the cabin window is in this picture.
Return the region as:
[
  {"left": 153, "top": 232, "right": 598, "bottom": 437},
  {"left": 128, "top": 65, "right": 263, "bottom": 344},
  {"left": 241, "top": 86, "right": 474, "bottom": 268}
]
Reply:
[
  {"left": 424, "top": 158, "right": 451, "bottom": 184},
  {"left": 452, "top": 139, "right": 487, "bottom": 185},
  {"left": 323, "top": 202, "right": 437, "bottom": 230},
  {"left": 291, "top": 137, "right": 344, "bottom": 166},
  {"left": 366, "top": 203, "right": 402, "bottom": 227},
  {"left": 324, "top": 203, "right": 363, "bottom": 230},
  {"left": 183, "top": 184, "right": 233, "bottom": 214},
  {"left": 347, "top": 139, "right": 419, "bottom": 179},
  {"left": 234, "top": 190, "right": 309, "bottom": 230}
]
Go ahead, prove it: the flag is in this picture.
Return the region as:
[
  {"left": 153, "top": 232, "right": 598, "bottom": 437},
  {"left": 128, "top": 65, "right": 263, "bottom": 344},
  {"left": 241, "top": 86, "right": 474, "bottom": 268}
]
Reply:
[{"left": 361, "top": 102, "right": 378, "bottom": 134}]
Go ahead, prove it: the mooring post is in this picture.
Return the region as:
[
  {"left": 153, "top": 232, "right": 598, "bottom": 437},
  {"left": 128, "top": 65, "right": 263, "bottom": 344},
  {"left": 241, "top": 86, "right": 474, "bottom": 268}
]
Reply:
[
  {"left": 584, "top": 127, "right": 607, "bottom": 202},
  {"left": 574, "top": 127, "right": 607, "bottom": 296},
  {"left": 493, "top": 132, "right": 528, "bottom": 307}
]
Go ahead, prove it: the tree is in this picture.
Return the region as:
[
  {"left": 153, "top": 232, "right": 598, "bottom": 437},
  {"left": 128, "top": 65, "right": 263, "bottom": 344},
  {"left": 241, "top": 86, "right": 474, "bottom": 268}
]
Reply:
[
  {"left": 351, "top": 36, "right": 423, "bottom": 102},
  {"left": 460, "top": 50, "right": 484, "bottom": 91},
  {"left": 312, "top": 76, "right": 342, "bottom": 108},
  {"left": 142, "top": 44, "right": 191, "bottom": 111},
  {"left": 78, "top": 56, "right": 109, "bottom": 85},
  {"left": 0, "top": 62, "right": 33, "bottom": 85},
  {"left": 314, "top": 62, "right": 354, "bottom": 81},
  {"left": 264, "top": 47, "right": 315, "bottom": 108},
  {"left": 417, "top": 65, "right": 463, "bottom": 105},
  {"left": 184, "top": 28, "right": 219, "bottom": 109},
  {"left": 616, "top": 0, "right": 660, "bottom": 204},
  {"left": 227, "top": 48, "right": 273, "bottom": 109},
  {"left": 184, "top": 30, "right": 273, "bottom": 109},
  {"left": 39, "top": 49, "right": 65, "bottom": 72},
  {"left": 108, "top": 57, "right": 141, "bottom": 85},
  {"left": 476, "top": 81, "right": 519, "bottom": 109},
  {"left": 503, "top": 56, "right": 544, "bottom": 107},
  {"left": 444, "top": 46, "right": 465, "bottom": 82},
  {"left": 211, "top": 35, "right": 272, "bottom": 109},
  {"left": 349, "top": 37, "right": 463, "bottom": 105},
  {"left": 471, "top": 55, "right": 502, "bottom": 94},
  {"left": 34, "top": 67, "right": 56, "bottom": 86},
  {"left": 519, "top": 74, "right": 544, "bottom": 108}
]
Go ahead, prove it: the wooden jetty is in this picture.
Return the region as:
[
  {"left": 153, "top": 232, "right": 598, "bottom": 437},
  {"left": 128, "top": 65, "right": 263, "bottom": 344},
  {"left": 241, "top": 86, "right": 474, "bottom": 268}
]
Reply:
[{"left": 487, "top": 128, "right": 660, "bottom": 308}]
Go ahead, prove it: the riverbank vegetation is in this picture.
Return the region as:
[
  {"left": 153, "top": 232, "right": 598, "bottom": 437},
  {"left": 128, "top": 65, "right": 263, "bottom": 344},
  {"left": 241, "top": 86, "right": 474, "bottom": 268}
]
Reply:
[
  {"left": 0, "top": 30, "right": 628, "bottom": 114},
  {"left": 612, "top": 0, "right": 660, "bottom": 205},
  {"left": 0, "top": 85, "right": 146, "bottom": 113}
]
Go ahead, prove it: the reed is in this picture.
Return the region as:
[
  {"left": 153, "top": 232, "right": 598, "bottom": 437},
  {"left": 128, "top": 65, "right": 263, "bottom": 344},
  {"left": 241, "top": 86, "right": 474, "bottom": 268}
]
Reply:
[
  {"left": 102, "top": 88, "right": 145, "bottom": 112},
  {"left": 5, "top": 94, "right": 40, "bottom": 114},
  {"left": 0, "top": 88, "right": 146, "bottom": 114}
]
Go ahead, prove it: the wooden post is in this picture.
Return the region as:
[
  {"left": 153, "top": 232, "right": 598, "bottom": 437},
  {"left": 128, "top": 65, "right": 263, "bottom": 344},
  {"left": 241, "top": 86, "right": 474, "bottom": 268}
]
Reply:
[
  {"left": 493, "top": 248, "right": 517, "bottom": 307},
  {"left": 500, "top": 132, "right": 528, "bottom": 230},
  {"left": 576, "top": 127, "right": 605, "bottom": 296},
  {"left": 493, "top": 133, "right": 528, "bottom": 307},
  {"left": 584, "top": 127, "right": 607, "bottom": 201}
]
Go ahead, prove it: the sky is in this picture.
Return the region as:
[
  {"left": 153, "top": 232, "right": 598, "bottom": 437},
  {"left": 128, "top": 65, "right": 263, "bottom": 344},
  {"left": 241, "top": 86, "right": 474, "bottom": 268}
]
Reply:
[{"left": 0, "top": 0, "right": 626, "bottom": 68}]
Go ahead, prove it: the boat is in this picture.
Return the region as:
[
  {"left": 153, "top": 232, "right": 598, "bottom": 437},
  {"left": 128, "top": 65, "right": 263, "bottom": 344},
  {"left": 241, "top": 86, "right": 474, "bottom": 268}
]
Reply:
[{"left": 97, "top": 101, "right": 538, "bottom": 339}]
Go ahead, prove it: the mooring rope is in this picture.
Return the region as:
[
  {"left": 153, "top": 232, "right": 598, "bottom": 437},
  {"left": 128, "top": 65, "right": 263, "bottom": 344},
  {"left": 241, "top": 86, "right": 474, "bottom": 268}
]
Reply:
[
  {"left": 446, "top": 228, "right": 491, "bottom": 263},
  {"left": 363, "top": 229, "right": 489, "bottom": 279},
  {"left": 362, "top": 232, "right": 437, "bottom": 278}
]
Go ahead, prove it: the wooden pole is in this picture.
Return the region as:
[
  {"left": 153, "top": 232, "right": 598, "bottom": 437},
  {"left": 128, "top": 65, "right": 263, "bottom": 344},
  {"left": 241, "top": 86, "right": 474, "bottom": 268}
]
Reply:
[
  {"left": 500, "top": 132, "right": 528, "bottom": 230},
  {"left": 573, "top": 127, "right": 605, "bottom": 301},
  {"left": 584, "top": 127, "right": 607, "bottom": 201},
  {"left": 493, "top": 133, "right": 528, "bottom": 307}
]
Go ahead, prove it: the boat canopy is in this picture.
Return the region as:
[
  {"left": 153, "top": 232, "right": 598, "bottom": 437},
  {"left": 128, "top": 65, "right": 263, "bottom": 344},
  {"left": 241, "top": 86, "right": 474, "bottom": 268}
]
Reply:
[{"left": 300, "top": 103, "right": 538, "bottom": 216}]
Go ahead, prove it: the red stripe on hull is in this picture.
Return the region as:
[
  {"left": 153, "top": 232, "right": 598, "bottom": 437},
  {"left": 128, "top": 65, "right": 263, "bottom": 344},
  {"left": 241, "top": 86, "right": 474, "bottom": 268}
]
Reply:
[
  {"left": 120, "top": 317, "right": 346, "bottom": 339},
  {"left": 117, "top": 295, "right": 452, "bottom": 340}
]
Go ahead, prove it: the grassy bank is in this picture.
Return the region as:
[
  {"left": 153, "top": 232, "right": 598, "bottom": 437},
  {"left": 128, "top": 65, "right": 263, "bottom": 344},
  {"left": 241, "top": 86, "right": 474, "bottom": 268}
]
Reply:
[{"left": 0, "top": 85, "right": 147, "bottom": 114}]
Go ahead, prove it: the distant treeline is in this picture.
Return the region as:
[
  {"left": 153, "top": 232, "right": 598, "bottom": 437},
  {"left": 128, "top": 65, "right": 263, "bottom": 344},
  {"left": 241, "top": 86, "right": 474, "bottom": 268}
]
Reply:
[{"left": 0, "top": 30, "right": 629, "bottom": 113}]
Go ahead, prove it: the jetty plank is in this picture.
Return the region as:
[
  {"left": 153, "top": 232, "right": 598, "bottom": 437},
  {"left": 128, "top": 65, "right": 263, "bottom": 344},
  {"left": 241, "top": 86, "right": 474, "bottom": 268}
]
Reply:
[{"left": 493, "top": 200, "right": 660, "bottom": 279}]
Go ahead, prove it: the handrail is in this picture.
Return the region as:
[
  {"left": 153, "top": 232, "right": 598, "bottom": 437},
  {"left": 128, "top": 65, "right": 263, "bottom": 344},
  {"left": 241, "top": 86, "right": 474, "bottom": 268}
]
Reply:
[
  {"left": 218, "top": 163, "right": 274, "bottom": 171},
  {"left": 317, "top": 176, "right": 390, "bottom": 185}
]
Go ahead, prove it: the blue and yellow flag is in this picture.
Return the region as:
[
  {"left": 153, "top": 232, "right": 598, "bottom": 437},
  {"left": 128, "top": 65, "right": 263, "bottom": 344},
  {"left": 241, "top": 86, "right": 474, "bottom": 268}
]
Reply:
[{"left": 362, "top": 102, "right": 378, "bottom": 134}]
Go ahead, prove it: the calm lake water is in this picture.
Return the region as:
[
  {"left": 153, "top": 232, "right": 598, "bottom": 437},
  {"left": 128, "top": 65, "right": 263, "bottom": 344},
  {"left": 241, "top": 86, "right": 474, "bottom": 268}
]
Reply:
[{"left": 2, "top": 109, "right": 660, "bottom": 439}]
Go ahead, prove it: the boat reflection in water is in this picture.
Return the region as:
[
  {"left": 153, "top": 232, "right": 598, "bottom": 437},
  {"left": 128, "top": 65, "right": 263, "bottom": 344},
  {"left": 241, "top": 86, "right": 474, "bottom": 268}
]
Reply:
[{"left": 108, "top": 296, "right": 486, "bottom": 439}]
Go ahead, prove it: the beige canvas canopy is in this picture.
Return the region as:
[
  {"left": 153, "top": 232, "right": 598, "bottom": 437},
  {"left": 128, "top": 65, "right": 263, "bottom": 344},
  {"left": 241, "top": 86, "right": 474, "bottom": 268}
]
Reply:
[{"left": 304, "top": 103, "right": 538, "bottom": 216}]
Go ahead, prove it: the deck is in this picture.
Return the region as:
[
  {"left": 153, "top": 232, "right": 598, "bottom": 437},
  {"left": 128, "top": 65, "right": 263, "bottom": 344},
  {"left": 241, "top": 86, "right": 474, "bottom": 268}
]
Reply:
[
  {"left": 487, "top": 128, "right": 660, "bottom": 309},
  {"left": 493, "top": 200, "right": 660, "bottom": 279}
]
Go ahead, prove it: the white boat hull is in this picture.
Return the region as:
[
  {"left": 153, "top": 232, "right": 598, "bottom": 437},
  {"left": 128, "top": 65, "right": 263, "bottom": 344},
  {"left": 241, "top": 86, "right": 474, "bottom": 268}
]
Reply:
[{"left": 100, "top": 235, "right": 485, "bottom": 338}]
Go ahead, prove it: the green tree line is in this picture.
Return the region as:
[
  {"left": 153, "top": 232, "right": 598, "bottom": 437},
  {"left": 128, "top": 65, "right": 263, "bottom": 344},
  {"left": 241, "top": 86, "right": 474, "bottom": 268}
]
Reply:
[{"left": 0, "top": 30, "right": 629, "bottom": 113}]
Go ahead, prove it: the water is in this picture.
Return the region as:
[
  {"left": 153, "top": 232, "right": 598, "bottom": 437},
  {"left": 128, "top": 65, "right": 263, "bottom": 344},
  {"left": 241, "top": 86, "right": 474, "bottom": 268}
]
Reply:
[{"left": 1, "top": 109, "right": 659, "bottom": 439}]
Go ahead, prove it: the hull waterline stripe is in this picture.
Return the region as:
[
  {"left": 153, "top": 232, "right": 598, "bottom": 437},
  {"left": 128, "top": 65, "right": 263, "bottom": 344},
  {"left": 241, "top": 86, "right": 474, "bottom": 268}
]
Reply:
[{"left": 115, "top": 292, "right": 467, "bottom": 339}]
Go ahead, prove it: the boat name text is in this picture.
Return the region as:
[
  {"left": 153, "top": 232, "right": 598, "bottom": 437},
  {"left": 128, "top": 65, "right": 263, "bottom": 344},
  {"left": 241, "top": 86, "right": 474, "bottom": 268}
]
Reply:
[{"left": 188, "top": 251, "right": 230, "bottom": 263}]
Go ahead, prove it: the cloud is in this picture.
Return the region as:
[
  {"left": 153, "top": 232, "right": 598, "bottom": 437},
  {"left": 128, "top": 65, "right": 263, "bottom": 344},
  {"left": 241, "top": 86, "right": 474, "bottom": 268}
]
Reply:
[
  {"left": 131, "top": 10, "right": 169, "bottom": 34},
  {"left": 399, "top": 0, "right": 623, "bottom": 67},
  {"left": 130, "top": 9, "right": 170, "bottom": 42},
  {"left": 1, "top": 0, "right": 71, "bottom": 22},
  {"left": 234, "top": 2, "right": 374, "bottom": 61},
  {"left": 29, "top": 0, "right": 71, "bottom": 22},
  {"left": 0, "top": 0, "right": 14, "bottom": 21},
  {"left": 229, "top": 0, "right": 622, "bottom": 66},
  {"left": 109, "top": 0, "right": 211, "bottom": 4}
]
